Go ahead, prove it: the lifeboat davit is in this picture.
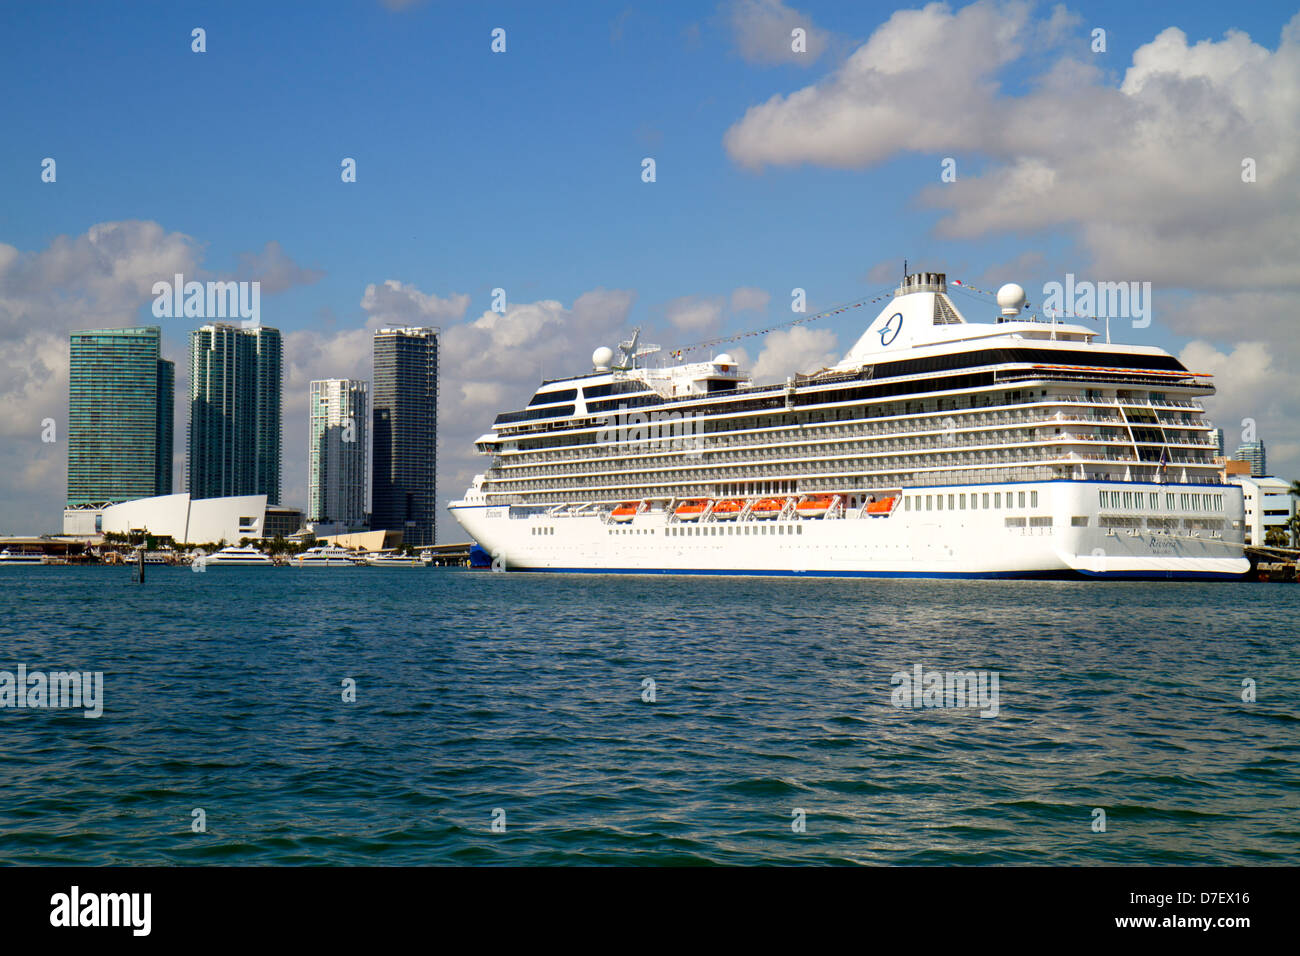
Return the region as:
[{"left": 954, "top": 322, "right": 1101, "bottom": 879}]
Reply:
[
  {"left": 675, "top": 499, "right": 710, "bottom": 521},
  {"left": 712, "top": 499, "right": 743, "bottom": 519},
  {"left": 610, "top": 502, "right": 639, "bottom": 522},
  {"left": 796, "top": 495, "right": 834, "bottom": 518},
  {"left": 750, "top": 497, "right": 787, "bottom": 519},
  {"left": 866, "top": 496, "right": 897, "bottom": 515}
]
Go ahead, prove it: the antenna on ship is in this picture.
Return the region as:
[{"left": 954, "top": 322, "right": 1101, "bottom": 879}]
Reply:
[{"left": 615, "top": 326, "right": 660, "bottom": 370}]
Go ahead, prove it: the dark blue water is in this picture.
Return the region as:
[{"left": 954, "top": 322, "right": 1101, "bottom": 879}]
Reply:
[{"left": 1, "top": 566, "right": 1297, "bottom": 865}]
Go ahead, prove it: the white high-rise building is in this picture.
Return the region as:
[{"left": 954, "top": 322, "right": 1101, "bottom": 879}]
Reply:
[{"left": 308, "top": 379, "right": 368, "bottom": 527}]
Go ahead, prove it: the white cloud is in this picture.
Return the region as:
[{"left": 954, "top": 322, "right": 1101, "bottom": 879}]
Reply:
[
  {"left": 234, "top": 241, "right": 324, "bottom": 294},
  {"left": 730, "top": 286, "right": 771, "bottom": 313},
  {"left": 726, "top": 0, "right": 832, "bottom": 66},
  {"left": 360, "top": 279, "right": 470, "bottom": 329},
  {"left": 725, "top": 3, "right": 1300, "bottom": 294},
  {"left": 750, "top": 325, "right": 840, "bottom": 383},
  {"left": 664, "top": 295, "right": 725, "bottom": 332}
]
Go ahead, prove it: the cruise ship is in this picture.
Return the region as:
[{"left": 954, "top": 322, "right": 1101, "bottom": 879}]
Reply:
[{"left": 449, "top": 272, "right": 1247, "bottom": 579}]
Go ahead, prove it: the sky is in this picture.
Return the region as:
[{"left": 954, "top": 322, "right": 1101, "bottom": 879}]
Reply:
[{"left": 2, "top": 0, "right": 1298, "bottom": 541}]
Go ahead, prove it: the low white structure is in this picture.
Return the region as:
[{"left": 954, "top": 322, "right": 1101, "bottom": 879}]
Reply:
[
  {"left": 1230, "top": 475, "right": 1295, "bottom": 546},
  {"left": 63, "top": 493, "right": 266, "bottom": 544}
]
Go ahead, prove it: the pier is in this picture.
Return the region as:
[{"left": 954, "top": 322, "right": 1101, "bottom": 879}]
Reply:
[{"left": 1244, "top": 545, "right": 1300, "bottom": 582}]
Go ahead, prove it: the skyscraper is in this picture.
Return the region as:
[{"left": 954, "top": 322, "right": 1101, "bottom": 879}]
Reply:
[
  {"left": 308, "top": 379, "right": 368, "bottom": 527},
  {"left": 1232, "top": 440, "right": 1266, "bottom": 477},
  {"left": 67, "top": 327, "right": 174, "bottom": 506},
  {"left": 187, "top": 324, "right": 282, "bottom": 503},
  {"left": 372, "top": 327, "right": 438, "bottom": 546}
]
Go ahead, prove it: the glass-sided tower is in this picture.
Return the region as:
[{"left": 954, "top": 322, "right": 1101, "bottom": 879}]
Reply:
[
  {"left": 371, "top": 327, "right": 438, "bottom": 546},
  {"left": 187, "top": 324, "right": 282, "bottom": 503},
  {"left": 308, "top": 378, "right": 368, "bottom": 526},
  {"left": 67, "top": 326, "right": 174, "bottom": 506}
]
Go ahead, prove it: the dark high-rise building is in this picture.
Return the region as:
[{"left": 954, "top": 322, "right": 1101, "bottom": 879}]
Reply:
[
  {"left": 372, "top": 327, "right": 438, "bottom": 546},
  {"left": 67, "top": 326, "right": 174, "bottom": 506},
  {"left": 187, "top": 324, "right": 282, "bottom": 503}
]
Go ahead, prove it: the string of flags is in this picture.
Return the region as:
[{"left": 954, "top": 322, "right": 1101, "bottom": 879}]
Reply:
[{"left": 668, "top": 286, "right": 899, "bottom": 360}]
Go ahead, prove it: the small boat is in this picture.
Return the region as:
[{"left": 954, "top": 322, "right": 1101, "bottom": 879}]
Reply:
[
  {"left": 749, "top": 497, "right": 787, "bottom": 519},
  {"left": 0, "top": 549, "right": 45, "bottom": 565},
  {"left": 200, "top": 545, "right": 275, "bottom": 566},
  {"left": 295, "top": 545, "right": 361, "bottom": 567},
  {"left": 866, "top": 496, "right": 898, "bottom": 515},
  {"left": 674, "top": 499, "right": 710, "bottom": 521},
  {"left": 610, "top": 502, "right": 639, "bottom": 523},
  {"left": 795, "top": 495, "right": 834, "bottom": 518},
  {"left": 360, "top": 551, "right": 424, "bottom": 567},
  {"left": 711, "top": 499, "right": 743, "bottom": 520}
]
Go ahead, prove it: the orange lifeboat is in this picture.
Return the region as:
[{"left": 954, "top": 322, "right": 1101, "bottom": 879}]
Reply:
[
  {"left": 712, "top": 499, "right": 743, "bottom": 520},
  {"left": 796, "top": 494, "right": 834, "bottom": 518},
  {"left": 749, "top": 497, "right": 787, "bottom": 519},
  {"left": 674, "top": 499, "right": 710, "bottom": 521},
  {"left": 866, "top": 496, "right": 897, "bottom": 515},
  {"left": 610, "top": 502, "right": 639, "bottom": 523}
]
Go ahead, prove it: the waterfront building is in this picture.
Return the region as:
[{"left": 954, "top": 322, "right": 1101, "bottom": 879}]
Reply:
[
  {"left": 263, "top": 505, "right": 304, "bottom": 539},
  {"left": 67, "top": 327, "right": 174, "bottom": 507},
  {"left": 308, "top": 379, "right": 368, "bottom": 526},
  {"left": 62, "top": 492, "right": 266, "bottom": 544},
  {"left": 187, "top": 324, "right": 282, "bottom": 503},
  {"left": 1230, "top": 474, "right": 1295, "bottom": 547},
  {"left": 1207, "top": 427, "right": 1224, "bottom": 458},
  {"left": 1231, "top": 440, "right": 1266, "bottom": 477},
  {"left": 372, "top": 328, "right": 439, "bottom": 546}
]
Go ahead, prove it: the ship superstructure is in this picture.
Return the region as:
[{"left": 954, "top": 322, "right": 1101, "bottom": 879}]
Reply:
[{"left": 449, "top": 272, "right": 1246, "bottom": 578}]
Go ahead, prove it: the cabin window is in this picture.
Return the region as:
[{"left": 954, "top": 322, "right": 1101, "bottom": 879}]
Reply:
[
  {"left": 960, "top": 494, "right": 967, "bottom": 509},
  {"left": 995, "top": 493, "right": 1002, "bottom": 508},
  {"left": 1018, "top": 491, "right": 1026, "bottom": 508},
  {"left": 1030, "top": 491, "right": 1038, "bottom": 508},
  {"left": 982, "top": 493, "right": 990, "bottom": 508}
]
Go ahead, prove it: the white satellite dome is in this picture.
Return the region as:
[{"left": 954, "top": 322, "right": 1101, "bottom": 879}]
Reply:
[
  {"left": 592, "top": 346, "right": 614, "bottom": 369},
  {"left": 996, "top": 283, "right": 1026, "bottom": 316},
  {"left": 714, "top": 352, "right": 735, "bottom": 365}
]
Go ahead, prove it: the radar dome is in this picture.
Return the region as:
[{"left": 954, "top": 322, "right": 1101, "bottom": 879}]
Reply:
[
  {"left": 592, "top": 346, "right": 614, "bottom": 369},
  {"left": 996, "top": 283, "right": 1026, "bottom": 316},
  {"left": 714, "top": 353, "right": 734, "bottom": 365}
]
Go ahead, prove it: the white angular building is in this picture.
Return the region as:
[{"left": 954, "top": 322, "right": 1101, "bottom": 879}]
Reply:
[{"left": 63, "top": 493, "right": 266, "bottom": 544}]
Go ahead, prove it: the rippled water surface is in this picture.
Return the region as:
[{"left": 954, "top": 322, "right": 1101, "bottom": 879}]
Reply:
[{"left": 1, "top": 566, "right": 1297, "bottom": 865}]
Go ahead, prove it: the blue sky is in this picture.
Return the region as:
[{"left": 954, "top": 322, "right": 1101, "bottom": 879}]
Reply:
[{"left": 3, "top": 0, "right": 1298, "bottom": 536}]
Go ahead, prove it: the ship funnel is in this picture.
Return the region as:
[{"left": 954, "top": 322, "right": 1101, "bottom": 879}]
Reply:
[{"left": 896, "top": 271, "right": 947, "bottom": 295}]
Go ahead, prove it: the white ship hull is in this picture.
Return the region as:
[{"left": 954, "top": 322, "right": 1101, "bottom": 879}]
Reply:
[{"left": 452, "top": 480, "right": 1247, "bottom": 579}]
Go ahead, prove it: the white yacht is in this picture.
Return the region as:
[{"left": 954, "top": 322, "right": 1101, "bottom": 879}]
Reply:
[
  {"left": 450, "top": 271, "right": 1248, "bottom": 580},
  {"left": 0, "top": 549, "right": 46, "bottom": 565},
  {"left": 359, "top": 550, "right": 425, "bottom": 567},
  {"left": 199, "top": 545, "right": 275, "bottom": 567},
  {"left": 295, "top": 545, "right": 361, "bottom": 567}
]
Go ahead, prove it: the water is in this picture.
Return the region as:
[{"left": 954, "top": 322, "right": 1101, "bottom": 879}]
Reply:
[{"left": 1, "top": 566, "right": 1297, "bottom": 865}]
